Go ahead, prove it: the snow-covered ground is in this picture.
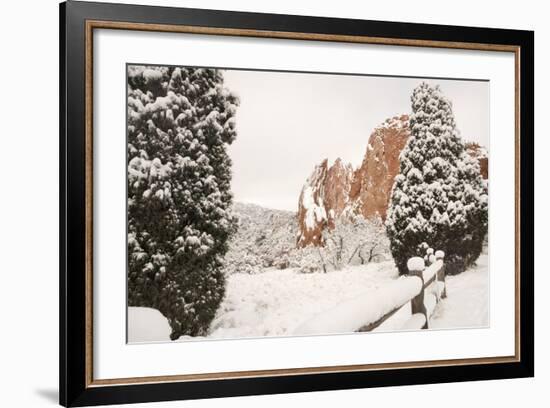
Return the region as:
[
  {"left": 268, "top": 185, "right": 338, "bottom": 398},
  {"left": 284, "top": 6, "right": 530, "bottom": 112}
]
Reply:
[
  {"left": 210, "top": 253, "right": 489, "bottom": 339},
  {"left": 128, "top": 307, "right": 172, "bottom": 343},
  {"left": 209, "top": 261, "right": 398, "bottom": 339},
  {"left": 430, "top": 253, "right": 489, "bottom": 329},
  {"left": 127, "top": 253, "right": 489, "bottom": 342}
]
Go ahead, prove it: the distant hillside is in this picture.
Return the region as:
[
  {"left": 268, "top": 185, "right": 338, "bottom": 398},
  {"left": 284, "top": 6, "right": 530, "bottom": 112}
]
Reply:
[{"left": 232, "top": 202, "right": 297, "bottom": 237}]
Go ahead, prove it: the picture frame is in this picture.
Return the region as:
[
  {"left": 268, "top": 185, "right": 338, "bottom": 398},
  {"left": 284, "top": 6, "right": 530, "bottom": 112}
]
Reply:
[{"left": 59, "top": 1, "right": 534, "bottom": 406}]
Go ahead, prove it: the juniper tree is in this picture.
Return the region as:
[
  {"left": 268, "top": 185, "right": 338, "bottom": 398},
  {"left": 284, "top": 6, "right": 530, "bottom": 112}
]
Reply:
[
  {"left": 386, "top": 82, "right": 488, "bottom": 275},
  {"left": 127, "top": 66, "right": 239, "bottom": 338}
]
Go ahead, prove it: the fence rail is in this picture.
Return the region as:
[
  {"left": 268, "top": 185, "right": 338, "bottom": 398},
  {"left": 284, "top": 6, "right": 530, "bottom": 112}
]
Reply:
[
  {"left": 293, "top": 247, "right": 447, "bottom": 335},
  {"left": 358, "top": 249, "right": 446, "bottom": 332}
]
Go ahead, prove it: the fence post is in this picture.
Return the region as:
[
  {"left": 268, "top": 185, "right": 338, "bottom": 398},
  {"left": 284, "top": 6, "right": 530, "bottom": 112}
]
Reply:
[
  {"left": 435, "top": 250, "right": 447, "bottom": 299},
  {"left": 425, "top": 248, "right": 434, "bottom": 266},
  {"left": 407, "top": 257, "right": 428, "bottom": 329}
]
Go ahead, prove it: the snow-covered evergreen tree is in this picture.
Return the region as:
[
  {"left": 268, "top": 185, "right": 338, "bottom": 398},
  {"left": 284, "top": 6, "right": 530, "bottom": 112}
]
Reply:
[
  {"left": 127, "top": 65, "right": 239, "bottom": 339},
  {"left": 386, "top": 82, "right": 488, "bottom": 275},
  {"left": 452, "top": 152, "right": 489, "bottom": 270}
]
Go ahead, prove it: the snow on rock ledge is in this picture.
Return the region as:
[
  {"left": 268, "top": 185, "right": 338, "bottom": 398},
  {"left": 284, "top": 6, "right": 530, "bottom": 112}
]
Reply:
[{"left": 128, "top": 307, "right": 172, "bottom": 343}]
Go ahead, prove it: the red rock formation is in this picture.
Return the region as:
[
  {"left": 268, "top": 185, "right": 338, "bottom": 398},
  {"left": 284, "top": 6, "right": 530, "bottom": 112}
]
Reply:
[
  {"left": 465, "top": 142, "right": 489, "bottom": 179},
  {"left": 296, "top": 160, "right": 329, "bottom": 247},
  {"left": 296, "top": 159, "right": 355, "bottom": 247},
  {"left": 296, "top": 114, "right": 488, "bottom": 247},
  {"left": 324, "top": 158, "right": 354, "bottom": 228},
  {"left": 350, "top": 115, "right": 410, "bottom": 220}
]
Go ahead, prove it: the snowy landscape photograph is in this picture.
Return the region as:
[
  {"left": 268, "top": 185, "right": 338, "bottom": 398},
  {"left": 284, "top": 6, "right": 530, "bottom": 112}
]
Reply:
[{"left": 126, "top": 65, "right": 489, "bottom": 343}]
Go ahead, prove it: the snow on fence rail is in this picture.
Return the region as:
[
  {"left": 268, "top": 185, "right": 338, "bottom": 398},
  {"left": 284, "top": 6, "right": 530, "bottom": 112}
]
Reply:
[
  {"left": 293, "top": 249, "right": 447, "bottom": 335},
  {"left": 396, "top": 249, "right": 446, "bottom": 331}
]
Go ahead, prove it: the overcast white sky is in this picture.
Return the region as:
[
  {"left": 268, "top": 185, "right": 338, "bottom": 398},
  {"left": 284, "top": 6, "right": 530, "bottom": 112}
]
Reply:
[{"left": 223, "top": 69, "right": 489, "bottom": 212}]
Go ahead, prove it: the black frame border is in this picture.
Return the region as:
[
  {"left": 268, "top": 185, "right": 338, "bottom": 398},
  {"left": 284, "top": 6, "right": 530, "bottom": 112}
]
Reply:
[{"left": 60, "top": 1, "right": 534, "bottom": 406}]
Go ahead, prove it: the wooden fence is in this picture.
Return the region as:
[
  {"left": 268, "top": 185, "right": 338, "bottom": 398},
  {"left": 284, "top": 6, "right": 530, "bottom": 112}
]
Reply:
[
  {"left": 358, "top": 248, "right": 447, "bottom": 332},
  {"left": 293, "top": 248, "right": 447, "bottom": 335}
]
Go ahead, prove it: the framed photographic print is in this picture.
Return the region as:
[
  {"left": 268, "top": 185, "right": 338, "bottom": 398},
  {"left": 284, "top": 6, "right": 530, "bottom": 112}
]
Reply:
[{"left": 59, "top": 1, "right": 534, "bottom": 406}]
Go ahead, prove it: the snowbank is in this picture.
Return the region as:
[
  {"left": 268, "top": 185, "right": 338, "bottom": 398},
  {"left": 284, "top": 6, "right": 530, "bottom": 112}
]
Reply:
[
  {"left": 128, "top": 307, "right": 172, "bottom": 343},
  {"left": 429, "top": 253, "right": 489, "bottom": 329},
  {"left": 402, "top": 313, "right": 427, "bottom": 330}
]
